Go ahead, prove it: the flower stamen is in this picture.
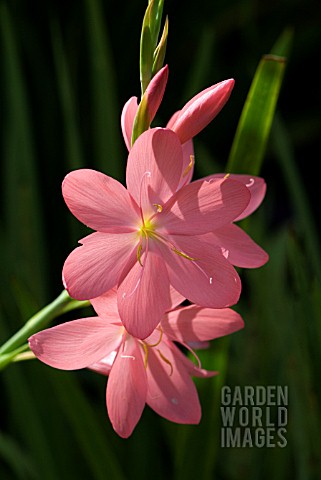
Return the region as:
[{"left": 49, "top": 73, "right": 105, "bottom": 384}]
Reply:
[
  {"left": 142, "top": 343, "right": 149, "bottom": 369},
  {"left": 183, "top": 155, "right": 194, "bottom": 177},
  {"left": 171, "top": 247, "right": 195, "bottom": 261},
  {"left": 139, "top": 171, "right": 152, "bottom": 225},
  {"left": 179, "top": 341, "right": 202, "bottom": 369},
  {"left": 137, "top": 243, "right": 143, "bottom": 266},
  {"left": 144, "top": 327, "right": 163, "bottom": 348},
  {"left": 157, "top": 349, "right": 174, "bottom": 376},
  {"left": 153, "top": 203, "right": 163, "bottom": 213}
]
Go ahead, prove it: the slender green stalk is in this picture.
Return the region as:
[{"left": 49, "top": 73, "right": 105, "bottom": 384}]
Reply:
[
  {"left": 0, "top": 344, "right": 30, "bottom": 370},
  {"left": 0, "top": 290, "right": 90, "bottom": 357}
]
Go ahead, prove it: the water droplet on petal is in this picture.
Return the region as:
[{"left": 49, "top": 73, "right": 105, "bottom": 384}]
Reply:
[
  {"left": 171, "top": 397, "right": 179, "bottom": 405},
  {"left": 246, "top": 178, "right": 255, "bottom": 187},
  {"left": 221, "top": 247, "right": 229, "bottom": 259}
]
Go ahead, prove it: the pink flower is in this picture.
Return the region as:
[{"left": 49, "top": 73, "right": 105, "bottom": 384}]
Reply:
[
  {"left": 62, "top": 127, "right": 250, "bottom": 339},
  {"left": 121, "top": 75, "right": 269, "bottom": 268},
  {"left": 28, "top": 290, "right": 244, "bottom": 438},
  {"left": 121, "top": 74, "right": 269, "bottom": 269}
]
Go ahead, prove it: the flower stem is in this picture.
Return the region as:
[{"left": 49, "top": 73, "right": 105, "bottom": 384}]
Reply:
[
  {"left": 0, "top": 343, "right": 30, "bottom": 370},
  {"left": 0, "top": 290, "right": 90, "bottom": 358}
]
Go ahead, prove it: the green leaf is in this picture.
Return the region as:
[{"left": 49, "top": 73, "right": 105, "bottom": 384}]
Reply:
[
  {"left": 0, "top": 430, "right": 36, "bottom": 479},
  {"left": 226, "top": 29, "right": 292, "bottom": 174},
  {"left": 0, "top": 316, "right": 60, "bottom": 480},
  {"left": 140, "top": 2, "right": 154, "bottom": 95},
  {"left": 272, "top": 114, "right": 321, "bottom": 282},
  {"left": 50, "top": 19, "right": 90, "bottom": 242},
  {"left": 49, "top": 370, "right": 126, "bottom": 480},
  {"left": 51, "top": 20, "right": 85, "bottom": 170},
  {"left": 84, "top": 0, "right": 123, "bottom": 179},
  {"left": 140, "top": 0, "right": 166, "bottom": 95},
  {"left": 152, "top": 16, "right": 168, "bottom": 76},
  {"left": 0, "top": 3, "right": 48, "bottom": 304},
  {"left": 140, "top": 25, "right": 153, "bottom": 96},
  {"left": 149, "top": 0, "right": 164, "bottom": 52}
]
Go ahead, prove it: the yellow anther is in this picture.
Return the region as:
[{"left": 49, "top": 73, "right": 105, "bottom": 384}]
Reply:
[
  {"left": 153, "top": 203, "right": 163, "bottom": 213},
  {"left": 172, "top": 247, "right": 195, "bottom": 261},
  {"left": 142, "top": 343, "right": 149, "bottom": 369},
  {"left": 182, "top": 155, "right": 195, "bottom": 177},
  {"left": 137, "top": 244, "right": 143, "bottom": 266},
  {"left": 223, "top": 173, "right": 230, "bottom": 179}
]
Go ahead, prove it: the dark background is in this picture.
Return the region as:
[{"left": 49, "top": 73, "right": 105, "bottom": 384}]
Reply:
[{"left": 0, "top": 1, "right": 320, "bottom": 479}]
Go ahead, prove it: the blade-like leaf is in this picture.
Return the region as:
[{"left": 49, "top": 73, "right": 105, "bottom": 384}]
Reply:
[
  {"left": 272, "top": 114, "right": 321, "bottom": 282},
  {"left": 51, "top": 20, "right": 85, "bottom": 170},
  {"left": 226, "top": 29, "right": 292, "bottom": 174},
  {"left": 84, "top": 0, "right": 123, "bottom": 179},
  {"left": 49, "top": 370, "right": 126, "bottom": 480},
  {"left": 0, "top": 3, "right": 48, "bottom": 304}
]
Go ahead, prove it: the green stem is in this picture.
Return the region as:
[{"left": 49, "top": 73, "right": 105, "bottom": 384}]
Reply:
[
  {"left": 0, "top": 290, "right": 90, "bottom": 357},
  {"left": 0, "top": 343, "right": 30, "bottom": 370}
]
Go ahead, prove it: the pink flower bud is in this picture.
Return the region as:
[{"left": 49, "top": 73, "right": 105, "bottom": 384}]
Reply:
[{"left": 169, "top": 79, "right": 235, "bottom": 144}]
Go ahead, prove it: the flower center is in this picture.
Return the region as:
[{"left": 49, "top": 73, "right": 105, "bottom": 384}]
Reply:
[
  {"left": 134, "top": 171, "right": 205, "bottom": 279},
  {"left": 138, "top": 218, "right": 156, "bottom": 238},
  {"left": 136, "top": 212, "right": 196, "bottom": 268}
]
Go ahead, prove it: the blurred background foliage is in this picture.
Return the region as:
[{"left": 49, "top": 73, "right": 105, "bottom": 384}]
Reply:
[{"left": 0, "top": 0, "right": 320, "bottom": 479}]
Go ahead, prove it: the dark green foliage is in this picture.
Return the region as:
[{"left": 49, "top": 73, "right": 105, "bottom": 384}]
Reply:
[{"left": 0, "top": 0, "right": 320, "bottom": 478}]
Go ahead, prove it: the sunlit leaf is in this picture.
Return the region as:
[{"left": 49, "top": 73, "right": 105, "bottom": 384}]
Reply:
[{"left": 227, "top": 29, "right": 292, "bottom": 174}]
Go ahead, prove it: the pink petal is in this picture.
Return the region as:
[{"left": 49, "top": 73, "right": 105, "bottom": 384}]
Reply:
[
  {"left": 91, "top": 284, "right": 185, "bottom": 328},
  {"left": 117, "top": 245, "right": 171, "bottom": 339},
  {"left": 121, "top": 96, "right": 138, "bottom": 150},
  {"left": 204, "top": 224, "right": 269, "bottom": 268},
  {"left": 62, "top": 169, "right": 140, "bottom": 233},
  {"left": 169, "top": 286, "right": 185, "bottom": 310},
  {"left": 126, "top": 128, "right": 183, "bottom": 217},
  {"left": 166, "top": 113, "right": 194, "bottom": 187},
  {"left": 28, "top": 318, "right": 122, "bottom": 370},
  {"left": 146, "top": 340, "right": 201, "bottom": 424},
  {"left": 107, "top": 338, "right": 147, "bottom": 438},
  {"left": 233, "top": 175, "right": 266, "bottom": 220},
  {"left": 158, "top": 235, "right": 242, "bottom": 308},
  {"left": 162, "top": 305, "right": 244, "bottom": 343},
  {"left": 90, "top": 288, "right": 120, "bottom": 319},
  {"left": 170, "top": 79, "right": 235, "bottom": 144},
  {"left": 158, "top": 177, "right": 250, "bottom": 235},
  {"left": 144, "top": 65, "right": 169, "bottom": 125},
  {"left": 63, "top": 231, "right": 137, "bottom": 300},
  {"left": 208, "top": 174, "right": 267, "bottom": 221},
  {"left": 88, "top": 351, "right": 117, "bottom": 375}
]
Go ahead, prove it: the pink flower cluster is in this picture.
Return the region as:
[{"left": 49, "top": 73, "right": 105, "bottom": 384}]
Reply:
[{"left": 29, "top": 66, "right": 268, "bottom": 438}]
